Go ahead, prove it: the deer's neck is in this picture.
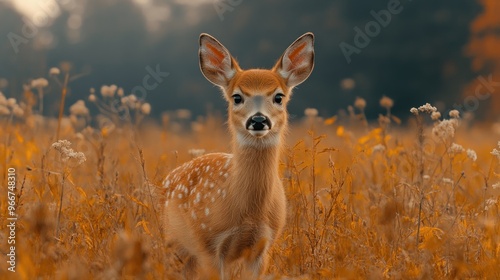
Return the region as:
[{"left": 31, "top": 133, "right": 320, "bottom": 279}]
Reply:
[{"left": 227, "top": 139, "right": 281, "bottom": 216}]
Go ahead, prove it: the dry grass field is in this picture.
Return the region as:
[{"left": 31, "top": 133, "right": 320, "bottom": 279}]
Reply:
[{"left": 1, "top": 90, "right": 500, "bottom": 279}]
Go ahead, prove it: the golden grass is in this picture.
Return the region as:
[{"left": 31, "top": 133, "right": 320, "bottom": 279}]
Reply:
[{"left": 1, "top": 111, "right": 499, "bottom": 279}]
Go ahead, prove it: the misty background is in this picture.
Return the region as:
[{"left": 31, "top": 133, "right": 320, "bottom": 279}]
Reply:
[{"left": 2, "top": 0, "right": 498, "bottom": 122}]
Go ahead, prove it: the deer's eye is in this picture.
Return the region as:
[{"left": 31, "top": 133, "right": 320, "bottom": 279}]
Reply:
[
  {"left": 232, "top": 94, "right": 243, "bottom": 105},
  {"left": 274, "top": 93, "right": 285, "bottom": 105}
]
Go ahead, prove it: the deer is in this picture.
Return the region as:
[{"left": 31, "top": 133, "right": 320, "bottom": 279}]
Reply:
[{"left": 162, "top": 32, "right": 314, "bottom": 279}]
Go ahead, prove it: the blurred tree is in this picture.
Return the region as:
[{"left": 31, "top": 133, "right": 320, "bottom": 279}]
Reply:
[
  {"left": 466, "top": 0, "right": 500, "bottom": 121},
  {"left": 1, "top": 0, "right": 483, "bottom": 120},
  {"left": 340, "top": 0, "right": 480, "bottom": 118},
  {"left": 0, "top": 1, "right": 32, "bottom": 94}
]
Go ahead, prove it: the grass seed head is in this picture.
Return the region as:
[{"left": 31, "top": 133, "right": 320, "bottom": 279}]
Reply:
[
  {"left": 354, "top": 97, "right": 366, "bottom": 110},
  {"left": 418, "top": 103, "right": 437, "bottom": 114},
  {"left": 379, "top": 96, "right": 394, "bottom": 109}
]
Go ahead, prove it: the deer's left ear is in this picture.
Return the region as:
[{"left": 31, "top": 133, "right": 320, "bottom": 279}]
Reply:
[{"left": 273, "top": 32, "right": 315, "bottom": 88}]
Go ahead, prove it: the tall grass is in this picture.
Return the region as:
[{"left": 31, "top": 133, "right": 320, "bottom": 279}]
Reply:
[{"left": 0, "top": 94, "right": 499, "bottom": 279}]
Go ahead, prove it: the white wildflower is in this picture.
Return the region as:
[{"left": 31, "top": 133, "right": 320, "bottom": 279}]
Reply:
[
  {"left": 117, "top": 87, "right": 124, "bottom": 97},
  {"left": 31, "top": 78, "right": 49, "bottom": 89},
  {"left": 49, "top": 67, "right": 61, "bottom": 75},
  {"left": 491, "top": 141, "right": 500, "bottom": 160},
  {"left": 410, "top": 107, "right": 418, "bottom": 115},
  {"left": 379, "top": 96, "right": 393, "bottom": 109},
  {"left": 431, "top": 111, "right": 441, "bottom": 121},
  {"left": 121, "top": 94, "right": 139, "bottom": 108},
  {"left": 69, "top": 100, "right": 89, "bottom": 116},
  {"left": 141, "top": 103, "right": 151, "bottom": 115},
  {"left": 485, "top": 198, "right": 498, "bottom": 211},
  {"left": 418, "top": 103, "right": 437, "bottom": 114},
  {"left": 304, "top": 108, "right": 318, "bottom": 117},
  {"left": 354, "top": 97, "right": 366, "bottom": 110},
  {"left": 188, "top": 149, "right": 205, "bottom": 158},
  {"left": 100, "top": 85, "right": 117, "bottom": 97},
  {"left": 372, "top": 144, "right": 386, "bottom": 153},
  {"left": 340, "top": 78, "right": 355, "bottom": 90},
  {"left": 492, "top": 182, "right": 500, "bottom": 189},
  {"left": 51, "top": 139, "right": 86, "bottom": 164},
  {"left": 449, "top": 143, "right": 464, "bottom": 154},
  {"left": 128, "top": 94, "right": 137, "bottom": 103},
  {"left": 88, "top": 94, "right": 96, "bottom": 102},
  {"left": 0, "top": 105, "right": 10, "bottom": 115},
  {"left": 449, "top": 110, "right": 460, "bottom": 118},
  {"left": 432, "top": 119, "right": 458, "bottom": 139},
  {"left": 6, "top": 98, "right": 16, "bottom": 107},
  {"left": 12, "top": 105, "right": 24, "bottom": 117},
  {"left": 466, "top": 149, "right": 477, "bottom": 162},
  {"left": 442, "top": 178, "right": 453, "bottom": 184}
]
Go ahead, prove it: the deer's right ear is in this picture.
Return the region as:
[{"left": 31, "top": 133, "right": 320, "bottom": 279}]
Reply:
[{"left": 199, "top": 33, "right": 239, "bottom": 88}]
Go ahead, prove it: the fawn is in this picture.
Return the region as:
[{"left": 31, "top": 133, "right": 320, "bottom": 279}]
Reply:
[{"left": 162, "top": 32, "right": 314, "bottom": 279}]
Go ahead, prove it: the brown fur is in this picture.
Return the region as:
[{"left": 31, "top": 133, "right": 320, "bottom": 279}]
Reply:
[{"left": 162, "top": 33, "right": 314, "bottom": 279}]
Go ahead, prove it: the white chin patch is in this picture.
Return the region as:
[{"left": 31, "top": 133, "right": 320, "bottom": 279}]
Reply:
[{"left": 248, "top": 129, "right": 269, "bottom": 137}]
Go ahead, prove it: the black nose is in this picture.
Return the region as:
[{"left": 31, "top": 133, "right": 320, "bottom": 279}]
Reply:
[
  {"left": 246, "top": 113, "right": 271, "bottom": 131},
  {"left": 252, "top": 115, "right": 267, "bottom": 123}
]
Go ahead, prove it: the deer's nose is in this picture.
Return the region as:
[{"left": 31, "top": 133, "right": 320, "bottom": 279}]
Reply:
[
  {"left": 251, "top": 115, "right": 267, "bottom": 123},
  {"left": 246, "top": 112, "right": 271, "bottom": 131}
]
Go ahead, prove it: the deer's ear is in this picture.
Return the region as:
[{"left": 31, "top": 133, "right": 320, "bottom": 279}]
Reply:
[
  {"left": 273, "top": 32, "right": 314, "bottom": 88},
  {"left": 199, "top": 33, "right": 240, "bottom": 88}
]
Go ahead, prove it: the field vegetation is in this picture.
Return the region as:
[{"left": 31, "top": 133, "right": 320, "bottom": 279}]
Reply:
[{"left": 1, "top": 82, "right": 499, "bottom": 279}]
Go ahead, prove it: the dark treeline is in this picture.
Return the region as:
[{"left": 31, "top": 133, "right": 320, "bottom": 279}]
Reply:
[{"left": 0, "top": 0, "right": 483, "bottom": 121}]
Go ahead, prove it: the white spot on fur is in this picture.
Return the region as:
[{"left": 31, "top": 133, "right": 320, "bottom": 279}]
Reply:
[
  {"left": 194, "top": 192, "right": 201, "bottom": 204},
  {"left": 205, "top": 208, "right": 210, "bottom": 216},
  {"left": 201, "top": 223, "right": 207, "bottom": 230},
  {"left": 224, "top": 157, "right": 231, "bottom": 168}
]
